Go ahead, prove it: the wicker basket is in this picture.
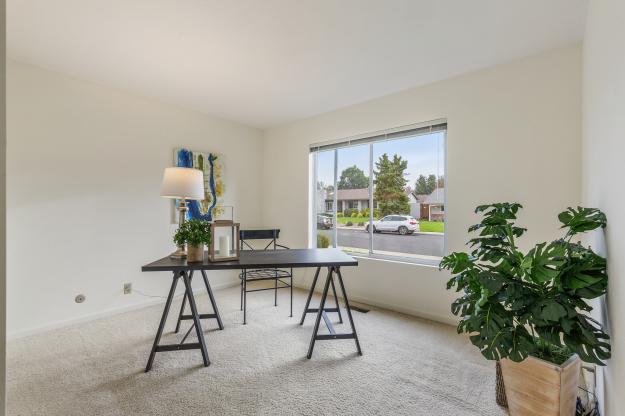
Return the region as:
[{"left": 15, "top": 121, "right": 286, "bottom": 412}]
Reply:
[{"left": 496, "top": 361, "right": 508, "bottom": 407}]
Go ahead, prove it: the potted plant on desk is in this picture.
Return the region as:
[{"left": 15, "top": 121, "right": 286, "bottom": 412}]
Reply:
[
  {"left": 174, "top": 219, "right": 211, "bottom": 262},
  {"left": 440, "top": 203, "right": 610, "bottom": 416}
]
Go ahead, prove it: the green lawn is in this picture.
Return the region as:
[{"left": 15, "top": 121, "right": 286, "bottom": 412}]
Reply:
[
  {"left": 334, "top": 216, "right": 445, "bottom": 233},
  {"left": 336, "top": 216, "right": 366, "bottom": 224},
  {"left": 418, "top": 221, "right": 445, "bottom": 233}
]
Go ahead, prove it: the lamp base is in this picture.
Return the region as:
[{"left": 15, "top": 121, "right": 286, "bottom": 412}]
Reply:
[
  {"left": 170, "top": 247, "right": 187, "bottom": 259},
  {"left": 170, "top": 200, "right": 188, "bottom": 259}
]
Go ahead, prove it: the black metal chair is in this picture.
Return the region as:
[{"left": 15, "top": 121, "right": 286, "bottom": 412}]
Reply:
[{"left": 239, "top": 229, "right": 293, "bottom": 324}]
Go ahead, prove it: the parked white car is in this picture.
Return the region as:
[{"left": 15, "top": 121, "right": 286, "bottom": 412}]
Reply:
[{"left": 365, "top": 215, "right": 419, "bottom": 235}]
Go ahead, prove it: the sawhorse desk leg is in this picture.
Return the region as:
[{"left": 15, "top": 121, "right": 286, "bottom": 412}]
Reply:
[
  {"left": 175, "top": 270, "right": 224, "bottom": 333},
  {"left": 145, "top": 270, "right": 214, "bottom": 372},
  {"left": 302, "top": 266, "right": 362, "bottom": 359}
]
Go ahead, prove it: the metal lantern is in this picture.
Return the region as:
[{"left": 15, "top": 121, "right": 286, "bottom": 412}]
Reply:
[{"left": 208, "top": 220, "right": 240, "bottom": 262}]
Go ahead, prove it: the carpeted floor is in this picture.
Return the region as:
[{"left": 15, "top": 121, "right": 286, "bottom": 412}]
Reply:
[{"left": 8, "top": 285, "right": 506, "bottom": 416}]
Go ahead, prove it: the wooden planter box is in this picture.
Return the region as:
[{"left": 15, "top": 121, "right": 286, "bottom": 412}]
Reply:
[{"left": 501, "top": 355, "right": 580, "bottom": 416}]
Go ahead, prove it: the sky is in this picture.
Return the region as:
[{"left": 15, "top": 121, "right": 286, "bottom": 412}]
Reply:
[{"left": 316, "top": 131, "right": 445, "bottom": 190}]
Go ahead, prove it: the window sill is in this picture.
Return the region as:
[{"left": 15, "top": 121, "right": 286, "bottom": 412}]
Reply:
[{"left": 344, "top": 250, "right": 442, "bottom": 268}]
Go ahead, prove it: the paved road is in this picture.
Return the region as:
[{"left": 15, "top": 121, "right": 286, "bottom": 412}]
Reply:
[{"left": 319, "top": 228, "right": 444, "bottom": 257}]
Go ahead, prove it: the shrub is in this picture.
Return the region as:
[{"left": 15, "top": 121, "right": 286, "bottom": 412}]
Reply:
[
  {"left": 346, "top": 221, "right": 354, "bottom": 226},
  {"left": 357, "top": 222, "right": 365, "bottom": 226},
  {"left": 361, "top": 208, "right": 370, "bottom": 217},
  {"left": 357, "top": 212, "right": 364, "bottom": 218},
  {"left": 317, "top": 232, "right": 330, "bottom": 248},
  {"left": 350, "top": 212, "right": 358, "bottom": 218}
]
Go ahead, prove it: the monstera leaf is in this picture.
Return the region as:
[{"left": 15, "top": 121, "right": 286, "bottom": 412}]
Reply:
[
  {"left": 534, "top": 299, "right": 567, "bottom": 322},
  {"left": 522, "top": 241, "right": 566, "bottom": 283},
  {"left": 507, "top": 325, "right": 537, "bottom": 362},
  {"left": 440, "top": 203, "right": 610, "bottom": 366},
  {"left": 439, "top": 252, "right": 474, "bottom": 274},
  {"left": 465, "top": 303, "right": 511, "bottom": 361},
  {"left": 562, "top": 316, "right": 611, "bottom": 365},
  {"left": 558, "top": 207, "right": 606, "bottom": 236},
  {"left": 464, "top": 304, "right": 534, "bottom": 362},
  {"left": 559, "top": 243, "right": 607, "bottom": 299}
]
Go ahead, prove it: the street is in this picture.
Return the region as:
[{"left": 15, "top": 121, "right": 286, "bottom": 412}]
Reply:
[{"left": 319, "top": 227, "right": 444, "bottom": 257}]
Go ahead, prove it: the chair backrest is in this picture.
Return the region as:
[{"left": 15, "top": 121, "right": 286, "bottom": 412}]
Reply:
[{"left": 239, "top": 229, "right": 282, "bottom": 251}]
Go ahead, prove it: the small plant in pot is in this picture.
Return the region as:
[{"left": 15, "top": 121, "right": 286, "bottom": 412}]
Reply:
[
  {"left": 440, "top": 203, "right": 610, "bottom": 416},
  {"left": 174, "top": 219, "right": 211, "bottom": 262}
]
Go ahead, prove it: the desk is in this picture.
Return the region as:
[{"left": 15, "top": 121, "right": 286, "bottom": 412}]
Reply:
[{"left": 141, "top": 248, "right": 361, "bottom": 371}]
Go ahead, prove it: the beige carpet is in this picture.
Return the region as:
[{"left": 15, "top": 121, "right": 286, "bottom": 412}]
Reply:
[{"left": 8, "top": 285, "right": 506, "bottom": 416}]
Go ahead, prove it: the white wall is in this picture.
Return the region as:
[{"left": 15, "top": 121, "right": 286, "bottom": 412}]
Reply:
[
  {"left": 583, "top": 1, "right": 625, "bottom": 415},
  {"left": 6, "top": 60, "right": 264, "bottom": 337},
  {"left": 5, "top": 44, "right": 584, "bottom": 339},
  {"left": 1, "top": 0, "right": 7, "bottom": 413},
  {"left": 263, "top": 45, "right": 582, "bottom": 324}
]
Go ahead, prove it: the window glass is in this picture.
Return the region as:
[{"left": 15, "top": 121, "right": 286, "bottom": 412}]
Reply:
[
  {"left": 314, "top": 150, "right": 336, "bottom": 248},
  {"left": 336, "top": 144, "right": 371, "bottom": 255},
  {"left": 311, "top": 124, "right": 446, "bottom": 263},
  {"left": 371, "top": 131, "right": 445, "bottom": 259}
]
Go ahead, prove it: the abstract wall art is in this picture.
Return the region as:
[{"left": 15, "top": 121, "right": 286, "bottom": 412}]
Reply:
[{"left": 173, "top": 148, "right": 225, "bottom": 222}]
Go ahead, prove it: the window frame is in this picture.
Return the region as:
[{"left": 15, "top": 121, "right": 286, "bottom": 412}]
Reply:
[{"left": 310, "top": 119, "right": 447, "bottom": 266}]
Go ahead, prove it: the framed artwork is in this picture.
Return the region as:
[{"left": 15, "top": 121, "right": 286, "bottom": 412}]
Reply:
[{"left": 173, "top": 148, "right": 225, "bottom": 222}]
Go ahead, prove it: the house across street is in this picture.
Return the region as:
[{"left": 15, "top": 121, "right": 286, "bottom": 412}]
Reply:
[{"left": 325, "top": 187, "right": 445, "bottom": 222}]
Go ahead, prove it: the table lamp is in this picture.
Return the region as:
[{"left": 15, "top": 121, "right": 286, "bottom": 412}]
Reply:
[{"left": 160, "top": 167, "right": 205, "bottom": 258}]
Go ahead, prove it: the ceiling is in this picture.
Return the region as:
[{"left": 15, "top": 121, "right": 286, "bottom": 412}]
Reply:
[{"left": 8, "top": 0, "right": 588, "bottom": 128}]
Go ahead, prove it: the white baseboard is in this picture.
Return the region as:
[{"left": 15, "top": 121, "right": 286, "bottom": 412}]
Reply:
[
  {"left": 292, "top": 282, "right": 457, "bottom": 327},
  {"left": 348, "top": 294, "right": 457, "bottom": 326},
  {"left": 9, "top": 279, "right": 456, "bottom": 340},
  {"left": 7, "top": 281, "right": 240, "bottom": 340}
]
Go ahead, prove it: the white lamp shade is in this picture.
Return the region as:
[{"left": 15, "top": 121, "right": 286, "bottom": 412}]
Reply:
[{"left": 160, "top": 167, "right": 205, "bottom": 200}]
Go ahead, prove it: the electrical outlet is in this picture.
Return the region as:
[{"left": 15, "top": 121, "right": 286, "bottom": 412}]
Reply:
[{"left": 123, "top": 283, "right": 132, "bottom": 294}]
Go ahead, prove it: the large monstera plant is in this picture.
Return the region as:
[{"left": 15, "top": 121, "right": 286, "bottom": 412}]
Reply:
[{"left": 440, "top": 203, "right": 610, "bottom": 366}]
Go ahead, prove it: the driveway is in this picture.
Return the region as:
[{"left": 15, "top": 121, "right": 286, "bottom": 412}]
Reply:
[{"left": 319, "top": 227, "right": 444, "bottom": 257}]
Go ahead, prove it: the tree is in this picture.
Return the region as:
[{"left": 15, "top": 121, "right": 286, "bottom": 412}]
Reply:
[
  {"left": 413, "top": 175, "right": 429, "bottom": 195},
  {"left": 338, "top": 165, "right": 369, "bottom": 189},
  {"left": 426, "top": 174, "right": 437, "bottom": 194},
  {"left": 374, "top": 154, "right": 409, "bottom": 216},
  {"left": 413, "top": 174, "right": 438, "bottom": 196}
]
